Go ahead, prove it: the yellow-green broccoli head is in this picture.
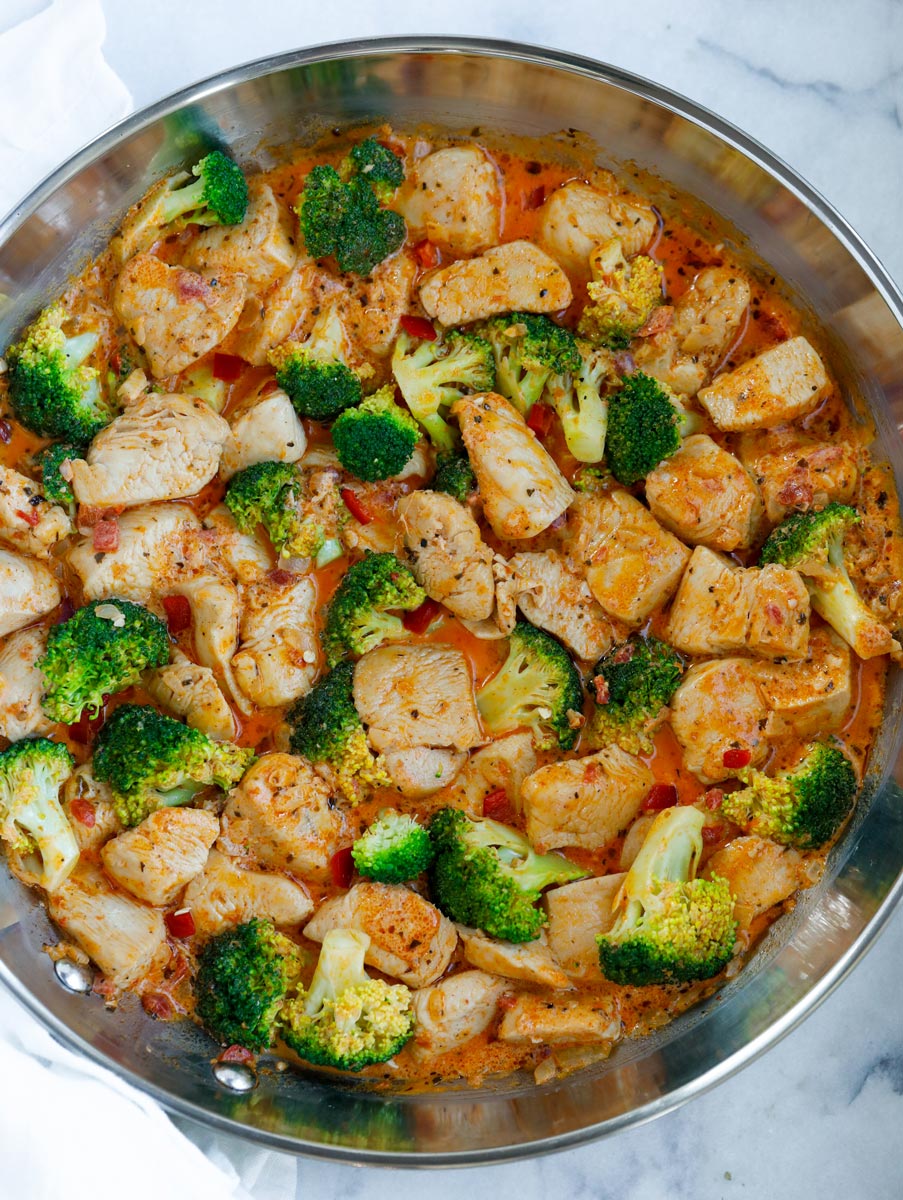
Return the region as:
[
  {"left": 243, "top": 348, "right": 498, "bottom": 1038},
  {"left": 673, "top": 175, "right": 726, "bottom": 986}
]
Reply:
[{"left": 578, "top": 239, "right": 663, "bottom": 351}]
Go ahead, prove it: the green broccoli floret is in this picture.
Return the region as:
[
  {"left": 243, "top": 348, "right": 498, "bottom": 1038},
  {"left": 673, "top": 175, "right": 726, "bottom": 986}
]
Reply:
[
  {"left": 433, "top": 451, "right": 477, "bottom": 503},
  {"left": 578, "top": 239, "right": 664, "bottom": 350},
  {"left": 296, "top": 164, "right": 405, "bottom": 276},
  {"left": 0, "top": 738, "right": 77, "bottom": 892},
  {"left": 157, "top": 150, "right": 249, "bottom": 227},
  {"left": 6, "top": 304, "right": 114, "bottom": 440},
  {"left": 428, "top": 807, "right": 586, "bottom": 942},
  {"left": 720, "top": 742, "right": 857, "bottom": 850},
  {"left": 391, "top": 326, "right": 495, "bottom": 452},
  {"left": 546, "top": 341, "right": 613, "bottom": 463},
  {"left": 194, "top": 919, "right": 304, "bottom": 1051},
  {"left": 759, "top": 503, "right": 900, "bottom": 661},
  {"left": 476, "top": 620, "right": 584, "bottom": 751},
  {"left": 587, "top": 636, "right": 684, "bottom": 755},
  {"left": 279, "top": 928, "right": 414, "bottom": 1070},
  {"left": 35, "top": 442, "right": 84, "bottom": 508},
  {"left": 342, "top": 137, "right": 405, "bottom": 202},
  {"left": 322, "top": 552, "right": 426, "bottom": 666},
  {"left": 605, "top": 371, "right": 702, "bottom": 485},
  {"left": 224, "top": 461, "right": 326, "bottom": 559},
  {"left": 92, "top": 704, "right": 255, "bottom": 828},
  {"left": 38, "top": 598, "right": 170, "bottom": 725},
  {"left": 269, "top": 303, "right": 367, "bottom": 421},
  {"left": 286, "top": 661, "right": 389, "bottom": 801},
  {"left": 482, "top": 313, "right": 581, "bottom": 416},
  {"left": 597, "top": 805, "right": 737, "bottom": 986},
  {"left": 352, "top": 810, "right": 434, "bottom": 883},
  {"left": 331, "top": 385, "right": 420, "bottom": 481}
]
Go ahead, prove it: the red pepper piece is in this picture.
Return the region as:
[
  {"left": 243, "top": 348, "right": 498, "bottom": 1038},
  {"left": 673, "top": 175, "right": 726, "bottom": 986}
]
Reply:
[
  {"left": 400, "top": 313, "right": 437, "bottom": 341},
  {"left": 212, "top": 352, "right": 244, "bottom": 382},
  {"left": 482, "top": 788, "right": 514, "bottom": 823},
  {"left": 526, "top": 404, "right": 554, "bottom": 438},
  {"left": 165, "top": 908, "right": 196, "bottom": 939},
  {"left": 69, "top": 797, "right": 96, "bottom": 828},
  {"left": 330, "top": 846, "right": 355, "bottom": 889},
  {"left": 641, "top": 782, "right": 679, "bottom": 812},
  {"left": 162, "top": 594, "right": 192, "bottom": 634},
  {"left": 340, "top": 487, "right": 372, "bottom": 525},
  {"left": 412, "top": 240, "right": 440, "bottom": 270},
  {"left": 701, "top": 824, "right": 726, "bottom": 847},
  {"left": 402, "top": 598, "right": 442, "bottom": 634},
  {"left": 722, "top": 747, "right": 752, "bottom": 770},
  {"left": 92, "top": 518, "right": 120, "bottom": 552},
  {"left": 220, "top": 1044, "right": 255, "bottom": 1064}
]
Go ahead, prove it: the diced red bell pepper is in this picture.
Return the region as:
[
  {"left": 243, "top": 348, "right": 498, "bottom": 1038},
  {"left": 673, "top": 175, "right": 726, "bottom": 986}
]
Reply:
[
  {"left": 69, "top": 797, "right": 96, "bottom": 827},
  {"left": 526, "top": 404, "right": 554, "bottom": 438},
  {"left": 92, "top": 518, "right": 120, "bottom": 552},
  {"left": 722, "top": 747, "right": 752, "bottom": 770},
  {"left": 412, "top": 240, "right": 440, "bottom": 270},
  {"left": 220, "top": 1044, "right": 255, "bottom": 1064},
  {"left": 340, "top": 487, "right": 372, "bottom": 525},
  {"left": 402, "top": 598, "right": 442, "bottom": 634},
  {"left": 162, "top": 594, "right": 192, "bottom": 634},
  {"left": 400, "top": 313, "right": 437, "bottom": 341},
  {"left": 330, "top": 846, "right": 355, "bottom": 889},
  {"left": 641, "top": 782, "right": 679, "bottom": 812},
  {"left": 15, "top": 507, "right": 40, "bottom": 527},
  {"left": 212, "top": 352, "right": 245, "bottom": 382},
  {"left": 0, "top": 418, "right": 11, "bottom": 443},
  {"left": 701, "top": 824, "right": 726, "bottom": 847},
  {"left": 482, "top": 788, "right": 514, "bottom": 823},
  {"left": 165, "top": 908, "right": 196, "bottom": 939}
]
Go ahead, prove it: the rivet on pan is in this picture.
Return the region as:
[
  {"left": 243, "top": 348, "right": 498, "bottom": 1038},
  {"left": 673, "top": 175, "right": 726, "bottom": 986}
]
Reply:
[
  {"left": 53, "top": 958, "right": 93, "bottom": 994},
  {"left": 212, "top": 1061, "right": 257, "bottom": 1092}
]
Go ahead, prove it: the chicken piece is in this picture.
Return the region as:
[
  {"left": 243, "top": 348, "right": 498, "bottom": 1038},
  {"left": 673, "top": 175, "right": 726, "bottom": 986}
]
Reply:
[
  {"left": 69, "top": 392, "right": 229, "bottom": 509},
  {"left": 697, "top": 336, "right": 830, "bottom": 431},
  {"left": 62, "top": 765, "right": 122, "bottom": 853},
  {"left": 0, "top": 548, "right": 61, "bottom": 637},
  {"left": 536, "top": 179, "right": 656, "bottom": 275},
  {"left": 113, "top": 253, "right": 246, "bottom": 378},
  {"left": 219, "top": 386, "right": 307, "bottom": 481},
  {"left": 645, "top": 434, "right": 764, "bottom": 552},
  {"left": 566, "top": 491, "right": 690, "bottom": 625},
  {"left": 500, "top": 550, "right": 620, "bottom": 661},
  {"left": 230, "top": 260, "right": 324, "bottom": 365},
  {"left": 382, "top": 746, "right": 467, "bottom": 798},
  {"left": 634, "top": 267, "right": 751, "bottom": 396},
  {"left": 454, "top": 393, "right": 574, "bottom": 539},
  {"left": 521, "top": 746, "right": 654, "bottom": 852},
  {"left": 497, "top": 992, "right": 622, "bottom": 1046},
  {"left": 0, "top": 465, "right": 71, "bottom": 557},
  {"left": 167, "top": 571, "right": 247, "bottom": 714},
  {"left": 419, "top": 241, "right": 572, "bottom": 327},
  {"left": 100, "top": 808, "right": 219, "bottom": 906},
  {"left": 47, "top": 864, "right": 166, "bottom": 989},
  {"left": 434, "top": 732, "right": 536, "bottom": 818},
  {"left": 670, "top": 658, "right": 770, "bottom": 783},
  {"left": 410, "top": 970, "right": 508, "bottom": 1059},
  {"left": 705, "top": 835, "right": 812, "bottom": 929},
  {"left": 303, "top": 881, "right": 457, "bottom": 988},
  {"left": 399, "top": 146, "right": 502, "bottom": 254},
  {"left": 183, "top": 849, "right": 313, "bottom": 936},
  {"left": 336, "top": 250, "right": 419, "bottom": 359},
  {"left": 67, "top": 503, "right": 200, "bottom": 602},
  {"left": 667, "top": 546, "right": 810, "bottom": 661},
  {"left": 183, "top": 181, "right": 296, "bottom": 292},
  {"left": 0, "top": 627, "right": 54, "bottom": 740},
  {"left": 219, "top": 752, "right": 346, "bottom": 883},
  {"left": 458, "top": 926, "right": 571, "bottom": 989},
  {"left": 201, "top": 503, "right": 273, "bottom": 582},
  {"left": 353, "top": 644, "right": 483, "bottom": 753},
  {"left": 143, "top": 648, "right": 237, "bottom": 741},
  {"left": 757, "top": 626, "right": 851, "bottom": 739},
  {"left": 545, "top": 873, "right": 625, "bottom": 980},
  {"left": 397, "top": 490, "right": 494, "bottom": 621},
  {"left": 737, "top": 427, "right": 860, "bottom": 524},
  {"left": 231, "top": 573, "right": 318, "bottom": 709}
]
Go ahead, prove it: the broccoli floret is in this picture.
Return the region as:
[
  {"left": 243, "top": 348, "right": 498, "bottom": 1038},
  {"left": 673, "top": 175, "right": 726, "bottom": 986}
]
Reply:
[
  {"left": 597, "top": 805, "right": 737, "bottom": 986},
  {"left": 352, "top": 810, "right": 434, "bottom": 883},
  {"left": 482, "top": 313, "right": 581, "bottom": 416},
  {"left": 587, "top": 636, "right": 684, "bottom": 755},
  {"left": 476, "top": 620, "right": 584, "bottom": 751},
  {"left": 428, "top": 807, "right": 586, "bottom": 942},
  {"left": 35, "top": 442, "right": 84, "bottom": 508},
  {"left": 578, "top": 239, "right": 664, "bottom": 350},
  {"left": 604, "top": 371, "right": 701, "bottom": 486},
  {"left": 224, "top": 461, "right": 326, "bottom": 559},
  {"left": 279, "top": 928, "right": 414, "bottom": 1070},
  {"left": 342, "top": 137, "right": 405, "bottom": 202},
  {"left": 93, "top": 704, "right": 255, "bottom": 827},
  {"left": 391, "top": 326, "right": 495, "bottom": 452},
  {"left": 759, "top": 503, "right": 899, "bottom": 661},
  {"left": 6, "top": 304, "right": 114, "bottom": 440},
  {"left": 39, "top": 598, "right": 170, "bottom": 725},
  {"left": 296, "top": 164, "right": 405, "bottom": 276},
  {"left": 322, "top": 552, "right": 426, "bottom": 666},
  {"left": 331, "top": 385, "right": 420, "bottom": 481},
  {"left": 269, "top": 303, "right": 367, "bottom": 421},
  {"left": 157, "top": 150, "right": 249, "bottom": 228},
  {"left": 194, "top": 919, "right": 304, "bottom": 1051},
  {"left": 546, "top": 341, "right": 613, "bottom": 463},
  {"left": 0, "top": 738, "right": 77, "bottom": 892},
  {"left": 720, "top": 742, "right": 857, "bottom": 850},
  {"left": 286, "top": 661, "right": 388, "bottom": 800},
  {"left": 433, "top": 451, "right": 477, "bottom": 503}
]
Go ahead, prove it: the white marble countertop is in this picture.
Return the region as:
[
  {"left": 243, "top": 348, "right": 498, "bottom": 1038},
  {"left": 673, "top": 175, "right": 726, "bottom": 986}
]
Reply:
[{"left": 6, "top": 0, "right": 903, "bottom": 1195}]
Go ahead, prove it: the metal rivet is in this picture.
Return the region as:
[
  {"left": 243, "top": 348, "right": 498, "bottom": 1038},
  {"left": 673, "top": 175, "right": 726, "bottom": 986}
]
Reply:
[
  {"left": 53, "top": 958, "right": 93, "bottom": 993},
  {"left": 212, "top": 1061, "right": 257, "bottom": 1092}
]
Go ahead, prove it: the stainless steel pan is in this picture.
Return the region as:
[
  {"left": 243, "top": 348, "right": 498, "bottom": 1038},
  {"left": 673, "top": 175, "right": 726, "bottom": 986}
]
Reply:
[{"left": 1, "top": 37, "right": 902, "bottom": 1165}]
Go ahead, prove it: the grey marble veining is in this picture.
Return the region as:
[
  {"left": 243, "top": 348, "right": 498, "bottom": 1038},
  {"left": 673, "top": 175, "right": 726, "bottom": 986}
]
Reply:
[{"left": 50, "top": 0, "right": 903, "bottom": 1193}]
